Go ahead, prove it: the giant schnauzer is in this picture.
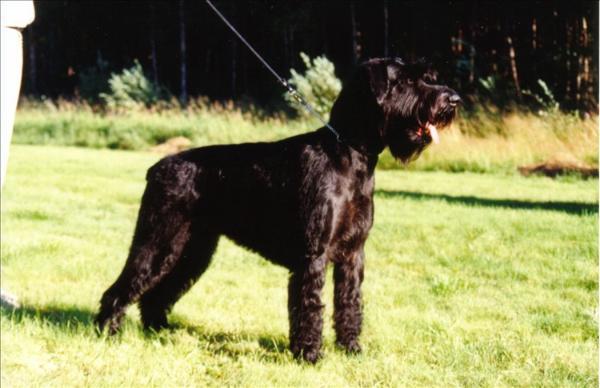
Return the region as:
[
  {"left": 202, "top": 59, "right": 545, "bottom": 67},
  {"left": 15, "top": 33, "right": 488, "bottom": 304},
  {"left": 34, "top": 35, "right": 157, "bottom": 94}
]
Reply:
[{"left": 96, "top": 58, "right": 461, "bottom": 363}]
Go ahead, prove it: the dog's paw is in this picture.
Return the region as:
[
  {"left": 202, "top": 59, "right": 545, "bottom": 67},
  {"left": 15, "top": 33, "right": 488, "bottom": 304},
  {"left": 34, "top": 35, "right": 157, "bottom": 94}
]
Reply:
[
  {"left": 95, "top": 319, "right": 117, "bottom": 336},
  {"left": 291, "top": 341, "right": 322, "bottom": 364},
  {"left": 94, "top": 314, "right": 110, "bottom": 335},
  {"left": 142, "top": 316, "right": 169, "bottom": 332},
  {"left": 337, "top": 339, "right": 362, "bottom": 354},
  {"left": 294, "top": 347, "right": 322, "bottom": 364},
  {"left": 95, "top": 311, "right": 124, "bottom": 336}
]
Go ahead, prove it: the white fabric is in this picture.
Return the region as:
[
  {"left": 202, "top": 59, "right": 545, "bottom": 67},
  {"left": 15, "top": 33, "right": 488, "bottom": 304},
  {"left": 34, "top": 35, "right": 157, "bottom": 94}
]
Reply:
[
  {"left": 0, "top": 0, "right": 34, "bottom": 311},
  {"left": 1, "top": 0, "right": 35, "bottom": 28},
  {"left": 1, "top": 27, "right": 24, "bottom": 187}
]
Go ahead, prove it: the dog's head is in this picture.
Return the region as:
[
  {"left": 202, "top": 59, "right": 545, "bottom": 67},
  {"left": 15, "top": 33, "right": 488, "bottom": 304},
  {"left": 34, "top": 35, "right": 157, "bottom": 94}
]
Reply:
[{"left": 329, "top": 58, "right": 461, "bottom": 162}]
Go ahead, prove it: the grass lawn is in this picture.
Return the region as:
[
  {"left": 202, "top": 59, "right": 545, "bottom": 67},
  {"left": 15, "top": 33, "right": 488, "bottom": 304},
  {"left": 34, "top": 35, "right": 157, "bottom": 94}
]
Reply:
[{"left": 1, "top": 145, "right": 598, "bottom": 387}]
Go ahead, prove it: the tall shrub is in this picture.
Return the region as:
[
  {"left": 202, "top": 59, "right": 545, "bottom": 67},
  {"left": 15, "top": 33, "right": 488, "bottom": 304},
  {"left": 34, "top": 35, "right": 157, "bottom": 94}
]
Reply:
[
  {"left": 100, "top": 60, "right": 163, "bottom": 110},
  {"left": 285, "top": 53, "right": 341, "bottom": 120}
]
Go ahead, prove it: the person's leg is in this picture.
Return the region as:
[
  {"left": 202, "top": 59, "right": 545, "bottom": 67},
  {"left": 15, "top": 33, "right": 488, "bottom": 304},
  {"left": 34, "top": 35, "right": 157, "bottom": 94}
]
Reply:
[
  {"left": 0, "top": 26, "right": 24, "bottom": 309},
  {"left": 1, "top": 27, "right": 24, "bottom": 188}
]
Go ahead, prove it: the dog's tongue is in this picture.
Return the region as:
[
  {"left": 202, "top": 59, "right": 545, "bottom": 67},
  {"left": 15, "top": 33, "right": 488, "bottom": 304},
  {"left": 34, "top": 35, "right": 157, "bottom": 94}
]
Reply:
[{"left": 426, "top": 123, "right": 440, "bottom": 144}]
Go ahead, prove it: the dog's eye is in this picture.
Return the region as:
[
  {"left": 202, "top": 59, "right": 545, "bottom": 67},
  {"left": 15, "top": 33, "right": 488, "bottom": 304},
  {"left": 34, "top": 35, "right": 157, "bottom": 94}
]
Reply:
[{"left": 422, "top": 75, "right": 434, "bottom": 84}]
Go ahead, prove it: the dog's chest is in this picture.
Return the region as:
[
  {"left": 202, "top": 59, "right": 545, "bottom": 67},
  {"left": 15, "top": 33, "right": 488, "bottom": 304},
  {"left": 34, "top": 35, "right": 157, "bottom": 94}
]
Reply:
[{"left": 326, "top": 171, "right": 374, "bottom": 259}]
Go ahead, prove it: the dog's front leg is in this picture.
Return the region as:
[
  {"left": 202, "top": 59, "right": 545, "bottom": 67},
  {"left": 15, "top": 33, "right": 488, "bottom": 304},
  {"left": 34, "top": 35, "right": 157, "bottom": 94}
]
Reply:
[
  {"left": 333, "top": 250, "right": 364, "bottom": 353},
  {"left": 287, "top": 255, "right": 326, "bottom": 363}
]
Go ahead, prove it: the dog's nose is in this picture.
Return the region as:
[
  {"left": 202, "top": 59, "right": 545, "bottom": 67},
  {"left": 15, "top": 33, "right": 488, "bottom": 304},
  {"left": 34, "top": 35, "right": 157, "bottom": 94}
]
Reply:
[{"left": 449, "top": 94, "right": 462, "bottom": 106}]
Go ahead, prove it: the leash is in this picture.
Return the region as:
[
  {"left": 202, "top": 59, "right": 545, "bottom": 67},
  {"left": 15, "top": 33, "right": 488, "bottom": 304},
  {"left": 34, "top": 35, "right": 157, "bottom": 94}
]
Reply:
[{"left": 205, "top": 0, "right": 342, "bottom": 142}]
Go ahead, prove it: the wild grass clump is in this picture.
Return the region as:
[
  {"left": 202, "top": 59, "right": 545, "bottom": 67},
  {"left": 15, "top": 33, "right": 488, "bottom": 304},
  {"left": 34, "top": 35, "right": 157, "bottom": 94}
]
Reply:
[
  {"left": 13, "top": 98, "right": 598, "bottom": 175},
  {"left": 379, "top": 107, "right": 598, "bottom": 174},
  {"left": 13, "top": 98, "right": 310, "bottom": 150}
]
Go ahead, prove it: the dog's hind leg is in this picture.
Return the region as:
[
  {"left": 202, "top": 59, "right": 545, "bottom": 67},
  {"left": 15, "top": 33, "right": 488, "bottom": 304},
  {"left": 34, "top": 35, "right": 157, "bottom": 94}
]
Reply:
[
  {"left": 95, "top": 214, "right": 192, "bottom": 335},
  {"left": 333, "top": 250, "right": 364, "bottom": 353},
  {"left": 96, "top": 160, "right": 199, "bottom": 334},
  {"left": 138, "top": 226, "right": 219, "bottom": 331}
]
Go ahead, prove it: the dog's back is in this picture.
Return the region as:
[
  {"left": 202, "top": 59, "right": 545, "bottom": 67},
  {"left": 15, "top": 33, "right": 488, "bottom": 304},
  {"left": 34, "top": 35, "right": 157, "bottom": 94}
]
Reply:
[{"left": 144, "top": 129, "right": 359, "bottom": 268}]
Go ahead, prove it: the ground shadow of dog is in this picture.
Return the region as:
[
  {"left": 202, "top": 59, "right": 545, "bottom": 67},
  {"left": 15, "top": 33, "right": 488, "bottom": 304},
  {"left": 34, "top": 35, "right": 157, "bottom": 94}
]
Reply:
[
  {"left": 1, "top": 304, "right": 288, "bottom": 361},
  {"left": 376, "top": 190, "right": 598, "bottom": 216}
]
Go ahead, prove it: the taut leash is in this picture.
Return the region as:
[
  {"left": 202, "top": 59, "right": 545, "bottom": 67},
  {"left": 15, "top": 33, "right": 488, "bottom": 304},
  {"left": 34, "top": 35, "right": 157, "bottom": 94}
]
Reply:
[{"left": 205, "top": 0, "right": 342, "bottom": 142}]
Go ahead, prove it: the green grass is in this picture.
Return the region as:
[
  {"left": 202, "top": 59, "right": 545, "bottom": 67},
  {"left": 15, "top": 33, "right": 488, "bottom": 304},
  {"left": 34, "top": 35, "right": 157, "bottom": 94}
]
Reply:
[
  {"left": 12, "top": 98, "right": 310, "bottom": 151},
  {"left": 1, "top": 145, "right": 598, "bottom": 387}
]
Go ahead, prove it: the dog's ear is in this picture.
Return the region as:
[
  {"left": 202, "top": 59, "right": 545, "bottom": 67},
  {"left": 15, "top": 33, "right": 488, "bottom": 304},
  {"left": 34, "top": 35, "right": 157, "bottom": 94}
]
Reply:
[
  {"left": 329, "top": 58, "right": 391, "bottom": 148},
  {"left": 363, "top": 58, "right": 403, "bottom": 104},
  {"left": 404, "top": 59, "right": 438, "bottom": 83}
]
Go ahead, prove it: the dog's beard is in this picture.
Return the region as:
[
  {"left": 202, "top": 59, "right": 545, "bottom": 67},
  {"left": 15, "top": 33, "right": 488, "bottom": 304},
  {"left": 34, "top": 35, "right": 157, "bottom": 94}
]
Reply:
[
  {"left": 386, "top": 122, "right": 430, "bottom": 163},
  {"left": 385, "top": 114, "right": 452, "bottom": 163},
  {"left": 382, "top": 92, "right": 454, "bottom": 162},
  {"left": 429, "top": 106, "right": 457, "bottom": 130}
]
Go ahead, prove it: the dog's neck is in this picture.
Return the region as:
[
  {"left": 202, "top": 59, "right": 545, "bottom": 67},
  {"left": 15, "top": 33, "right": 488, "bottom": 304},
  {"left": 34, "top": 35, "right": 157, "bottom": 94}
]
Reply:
[
  {"left": 323, "top": 120, "right": 387, "bottom": 158},
  {"left": 319, "top": 127, "right": 379, "bottom": 176},
  {"left": 328, "top": 76, "right": 389, "bottom": 157},
  {"left": 336, "top": 131, "right": 382, "bottom": 159}
]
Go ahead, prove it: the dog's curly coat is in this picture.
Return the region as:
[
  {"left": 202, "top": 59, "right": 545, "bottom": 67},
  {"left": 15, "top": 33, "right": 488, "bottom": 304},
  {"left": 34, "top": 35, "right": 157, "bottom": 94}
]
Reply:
[{"left": 96, "top": 58, "right": 460, "bottom": 363}]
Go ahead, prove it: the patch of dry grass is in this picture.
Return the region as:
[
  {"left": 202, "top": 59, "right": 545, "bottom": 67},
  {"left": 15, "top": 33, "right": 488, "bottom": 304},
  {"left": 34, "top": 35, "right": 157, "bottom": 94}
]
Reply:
[
  {"left": 380, "top": 111, "right": 598, "bottom": 174},
  {"left": 13, "top": 98, "right": 599, "bottom": 175}
]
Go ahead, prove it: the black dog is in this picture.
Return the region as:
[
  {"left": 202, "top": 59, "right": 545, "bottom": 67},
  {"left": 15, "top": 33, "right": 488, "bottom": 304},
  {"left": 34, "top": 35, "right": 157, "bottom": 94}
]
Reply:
[{"left": 96, "top": 58, "right": 460, "bottom": 363}]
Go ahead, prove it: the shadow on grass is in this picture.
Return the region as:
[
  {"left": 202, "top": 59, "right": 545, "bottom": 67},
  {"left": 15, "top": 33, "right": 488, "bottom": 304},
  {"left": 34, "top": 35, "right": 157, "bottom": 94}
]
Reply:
[
  {"left": 164, "top": 318, "right": 289, "bottom": 361},
  {"left": 376, "top": 190, "right": 599, "bottom": 215},
  {"left": 1, "top": 304, "right": 289, "bottom": 361},
  {"left": 0, "top": 303, "right": 96, "bottom": 329}
]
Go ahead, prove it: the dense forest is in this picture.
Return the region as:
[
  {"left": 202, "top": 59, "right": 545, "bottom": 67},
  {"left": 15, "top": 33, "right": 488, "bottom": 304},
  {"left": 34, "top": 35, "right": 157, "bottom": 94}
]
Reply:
[{"left": 21, "top": 0, "right": 598, "bottom": 113}]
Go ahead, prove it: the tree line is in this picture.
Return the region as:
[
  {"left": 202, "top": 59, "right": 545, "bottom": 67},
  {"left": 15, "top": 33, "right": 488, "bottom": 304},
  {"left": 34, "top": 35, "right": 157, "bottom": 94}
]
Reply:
[{"left": 22, "top": 0, "right": 598, "bottom": 113}]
